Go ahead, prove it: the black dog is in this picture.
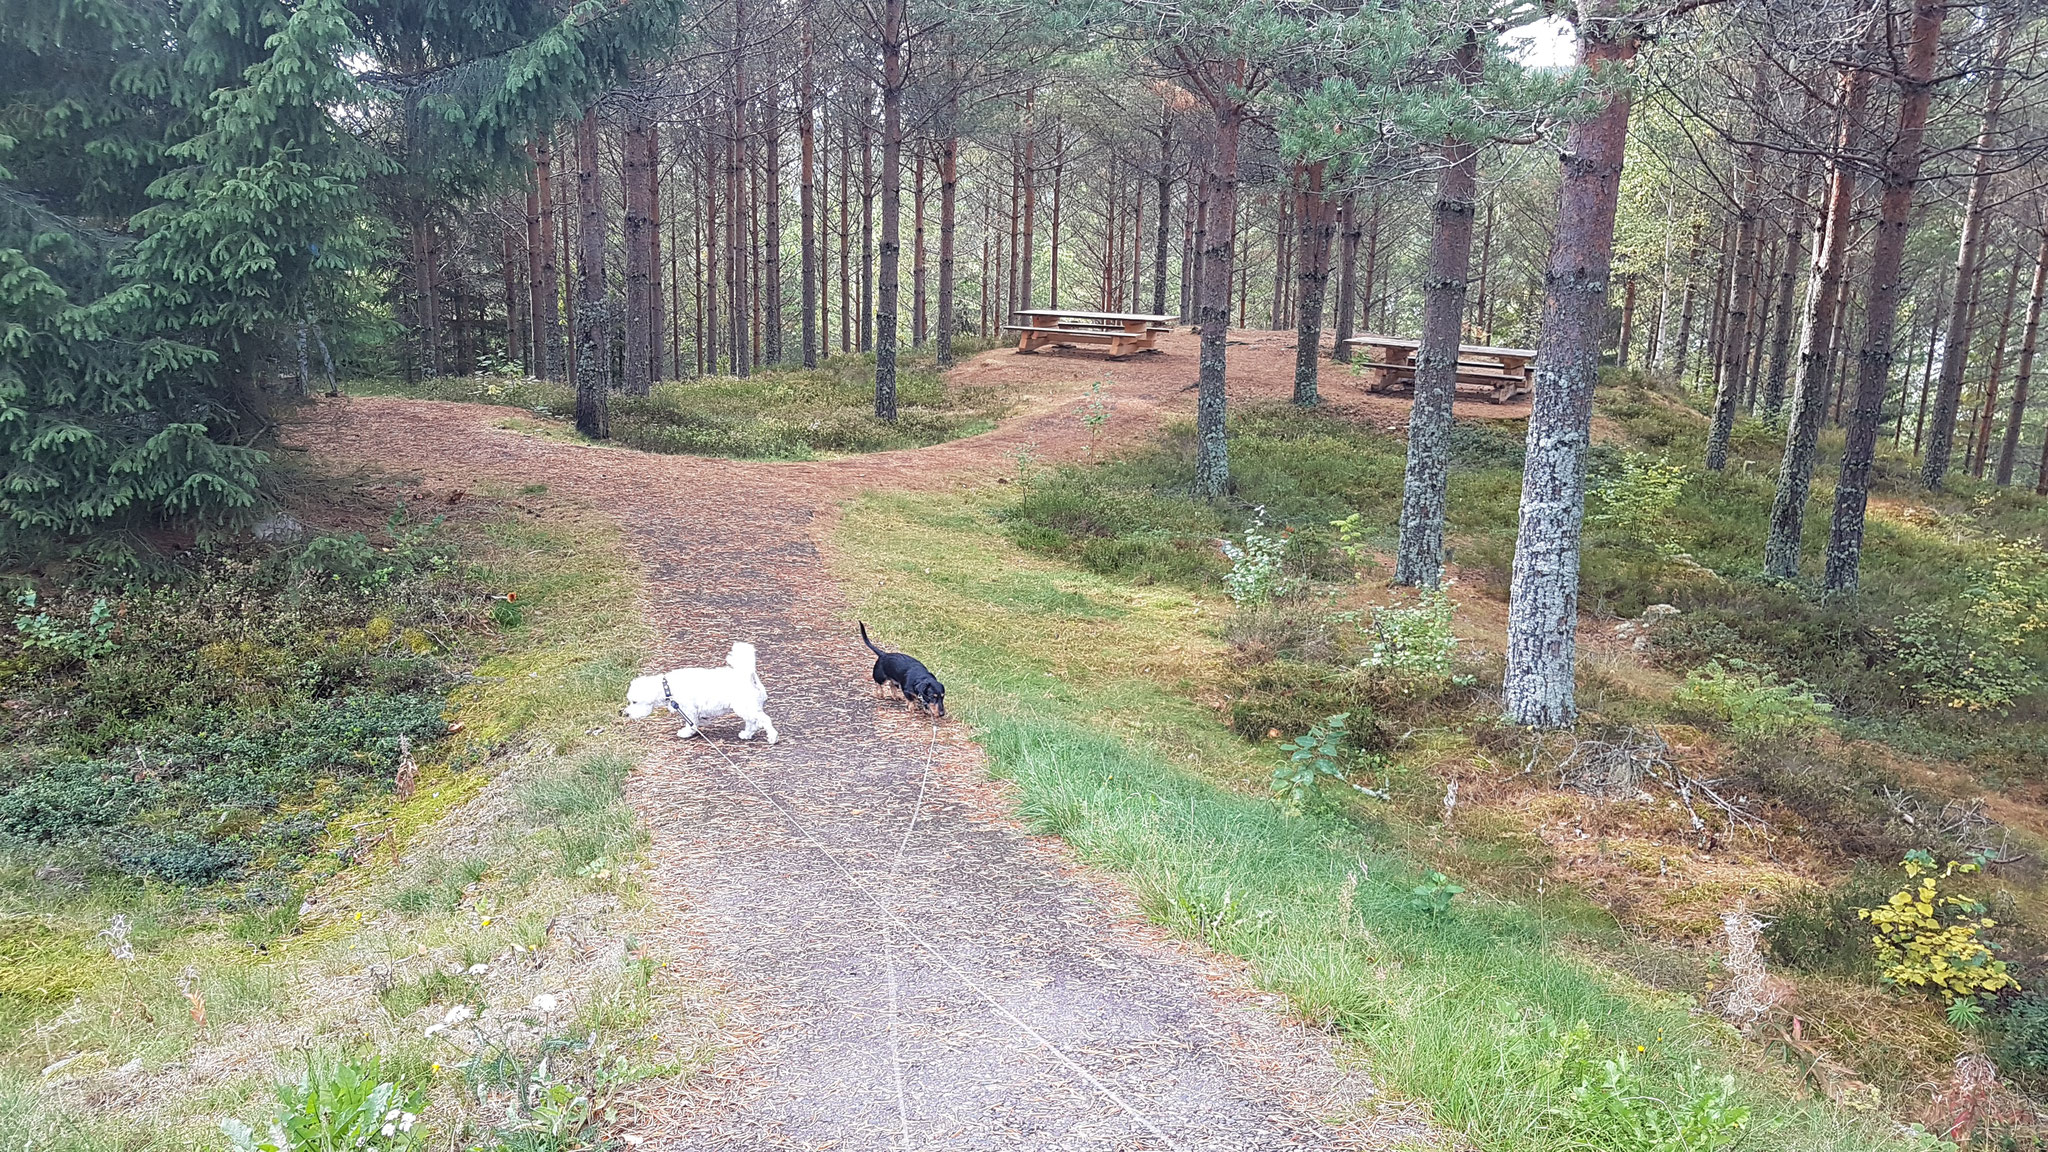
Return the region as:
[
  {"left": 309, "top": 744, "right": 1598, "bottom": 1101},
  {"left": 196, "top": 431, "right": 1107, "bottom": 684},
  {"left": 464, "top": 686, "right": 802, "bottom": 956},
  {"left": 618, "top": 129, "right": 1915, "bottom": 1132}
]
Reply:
[{"left": 859, "top": 622, "right": 945, "bottom": 716}]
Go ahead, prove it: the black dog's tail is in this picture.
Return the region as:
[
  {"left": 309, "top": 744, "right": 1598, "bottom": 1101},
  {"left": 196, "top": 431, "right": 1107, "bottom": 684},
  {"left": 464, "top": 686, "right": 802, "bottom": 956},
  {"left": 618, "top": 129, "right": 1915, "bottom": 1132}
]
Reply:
[{"left": 858, "top": 621, "right": 885, "bottom": 657}]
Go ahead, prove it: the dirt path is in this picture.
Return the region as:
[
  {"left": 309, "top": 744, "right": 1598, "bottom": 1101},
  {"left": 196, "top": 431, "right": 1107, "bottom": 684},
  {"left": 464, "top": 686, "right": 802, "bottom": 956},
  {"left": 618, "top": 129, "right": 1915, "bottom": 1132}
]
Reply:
[{"left": 292, "top": 334, "right": 1465, "bottom": 1150}]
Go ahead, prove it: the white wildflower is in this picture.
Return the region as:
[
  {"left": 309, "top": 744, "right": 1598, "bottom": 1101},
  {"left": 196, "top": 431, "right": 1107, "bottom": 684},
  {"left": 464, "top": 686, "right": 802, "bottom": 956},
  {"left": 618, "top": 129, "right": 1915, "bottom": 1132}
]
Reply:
[
  {"left": 443, "top": 1004, "right": 474, "bottom": 1026},
  {"left": 531, "top": 993, "right": 558, "bottom": 1014}
]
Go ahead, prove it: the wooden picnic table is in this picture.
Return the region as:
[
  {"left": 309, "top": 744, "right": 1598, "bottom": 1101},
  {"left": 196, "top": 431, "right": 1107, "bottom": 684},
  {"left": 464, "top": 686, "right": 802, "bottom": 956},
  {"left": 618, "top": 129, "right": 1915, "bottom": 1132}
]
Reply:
[
  {"left": 1345, "top": 335, "right": 1537, "bottom": 403},
  {"left": 1004, "top": 308, "right": 1177, "bottom": 359}
]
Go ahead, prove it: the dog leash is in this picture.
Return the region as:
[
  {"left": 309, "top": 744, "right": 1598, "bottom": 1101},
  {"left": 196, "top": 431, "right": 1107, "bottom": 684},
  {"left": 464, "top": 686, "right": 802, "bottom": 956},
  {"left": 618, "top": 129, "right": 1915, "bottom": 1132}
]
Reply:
[{"left": 685, "top": 721, "right": 1189, "bottom": 1152}]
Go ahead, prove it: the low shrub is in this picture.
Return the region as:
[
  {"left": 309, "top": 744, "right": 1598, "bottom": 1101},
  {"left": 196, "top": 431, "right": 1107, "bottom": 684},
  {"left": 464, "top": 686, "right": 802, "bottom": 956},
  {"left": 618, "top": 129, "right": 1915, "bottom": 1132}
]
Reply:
[
  {"left": 1358, "top": 586, "right": 1463, "bottom": 682},
  {"left": 1858, "top": 852, "right": 2017, "bottom": 1007},
  {"left": 2, "top": 520, "right": 482, "bottom": 890},
  {"left": 1673, "top": 658, "right": 1832, "bottom": 740},
  {"left": 1271, "top": 713, "right": 1387, "bottom": 812},
  {"left": 1226, "top": 662, "right": 1392, "bottom": 744}
]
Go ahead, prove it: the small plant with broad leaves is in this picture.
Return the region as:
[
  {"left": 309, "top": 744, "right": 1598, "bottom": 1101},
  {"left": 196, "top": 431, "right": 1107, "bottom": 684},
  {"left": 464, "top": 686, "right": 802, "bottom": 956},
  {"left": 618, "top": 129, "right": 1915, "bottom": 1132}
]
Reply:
[
  {"left": 1858, "top": 851, "right": 2017, "bottom": 1006},
  {"left": 1359, "top": 586, "right": 1465, "bottom": 683},
  {"left": 1532, "top": 1021, "right": 1750, "bottom": 1152},
  {"left": 1409, "top": 871, "right": 1464, "bottom": 916},
  {"left": 13, "top": 590, "right": 117, "bottom": 662},
  {"left": 1270, "top": 713, "right": 1386, "bottom": 813},
  {"left": 1222, "top": 524, "right": 1293, "bottom": 606},
  {"left": 222, "top": 1056, "right": 425, "bottom": 1152}
]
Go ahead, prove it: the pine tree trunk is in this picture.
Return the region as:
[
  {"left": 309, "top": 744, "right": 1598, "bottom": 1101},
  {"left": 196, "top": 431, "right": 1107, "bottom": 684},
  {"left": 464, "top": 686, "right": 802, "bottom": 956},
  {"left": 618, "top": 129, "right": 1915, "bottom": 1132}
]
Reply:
[
  {"left": 1996, "top": 230, "right": 2048, "bottom": 485},
  {"left": 533, "top": 140, "right": 565, "bottom": 380},
  {"left": 1050, "top": 132, "right": 1064, "bottom": 307},
  {"left": 1617, "top": 276, "right": 1637, "bottom": 367},
  {"left": 1822, "top": 0, "right": 1945, "bottom": 592},
  {"left": 1971, "top": 259, "right": 2023, "bottom": 478},
  {"left": 799, "top": 12, "right": 817, "bottom": 368},
  {"left": 873, "top": 0, "right": 905, "bottom": 421},
  {"left": 1921, "top": 20, "right": 2016, "bottom": 489},
  {"left": 649, "top": 125, "right": 665, "bottom": 382},
  {"left": 1291, "top": 161, "right": 1337, "bottom": 405},
  {"left": 1193, "top": 105, "right": 1245, "bottom": 500},
  {"left": 1331, "top": 193, "right": 1362, "bottom": 363},
  {"left": 840, "top": 120, "right": 852, "bottom": 353},
  {"left": 574, "top": 109, "right": 610, "bottom": 438},
  {"left": 859, "top": 114, "right": 875, "bottom": 352},
  {"left": 703, "top": 119, "right": 720, "bottom": 373},
  {"left": 1707, "top": 66, "right": 1770, "bottom": 470},
  {"left": 913, "top": 151, "right": 927, "bottom": 345},
  {"left": 623, "top": 104, "right": 653, "bottom": 395},
  {"left": 1396, "top": 41, "right": 1482, "bottom": 589},
  {"left": 1190, "top": 171, "right": 1209, "bottom": 324},
  {"left": 763, "top": 97, "right": 782, "bottom": 366},
  {"left": 937, "top": 131, "right": 959, "bottom": 366},
  {"left": 1018, "top": 93, "right": 1037, "bottom": 311},
  {"left": 728, "top": 37, "right": 751, "bottom": 379},
  {"left": 1502, "top": 15, "right": 1637, "bottom": 729},
  {"left": 1760, "top": 163, "right": 1815, "bottom": 420},
  {"left": 1269, "top": 192, "right": 1292, "bottom": 330},
  {"left": 502, "top": 225, "right": 524, "bottom": 370},
  {"left": 1154, "top": 113, "right": 1172, "bottom": 317},
  {"left": 1763, "top": 59, "right": 1869, "bottom": 581}
]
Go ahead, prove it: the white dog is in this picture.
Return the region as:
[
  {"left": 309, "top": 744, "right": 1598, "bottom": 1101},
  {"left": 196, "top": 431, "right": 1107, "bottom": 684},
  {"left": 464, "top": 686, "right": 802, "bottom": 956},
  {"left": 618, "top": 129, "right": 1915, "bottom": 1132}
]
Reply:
[{"left": 621, "top": 641, "right": 779, "bottom": 744}]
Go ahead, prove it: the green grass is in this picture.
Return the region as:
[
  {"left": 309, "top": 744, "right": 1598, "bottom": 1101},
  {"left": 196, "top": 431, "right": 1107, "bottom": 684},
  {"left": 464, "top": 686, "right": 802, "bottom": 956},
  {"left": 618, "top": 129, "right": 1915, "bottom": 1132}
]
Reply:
[
  {"left": 348, "top": 339, "right": 1006, "bottom": 460},
  {"left": 834, "top": 490, "right": 1913, "bottom": 1152}
]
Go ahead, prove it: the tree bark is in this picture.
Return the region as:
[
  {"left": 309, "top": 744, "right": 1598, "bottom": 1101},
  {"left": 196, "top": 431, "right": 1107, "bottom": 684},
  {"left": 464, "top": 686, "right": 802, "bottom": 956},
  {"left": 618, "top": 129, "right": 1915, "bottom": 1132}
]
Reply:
[
  {"left": 1190, "top": 93, "right": 1246, "bottom": 500},
  {"left": 763, "top": 94, "right": 782, "bottom": 366},
  {"left": 532, "top": 139, "right": 564, "bottom": 380},
  {"left": 623, "top": 103, "right": 653, "bottom": 395},
  {"left": 1706, "top": 65, "right": 1770, "bottom": 470},
  {"left": 1502, "top": 12, "right": 1636, "bottom": 728},
  {"left": 1396, "top": 34, "right": 1482, "bottom": 589},
  {"left": 1154, "top": 108, "right": 1173, "bottom": 317},
  {"left": 1823, "top": 0, "right": 1944, "bottom": 592},
  {"left": 936, "top": 130, "right": 959, "bottom": 366},
  {"left": 502, "top": 223, "right": 524, "bottom": 370},
  {"left": 1763, "top": 56, "right": 1869, "bottom": 581},
  {"left": 1331, "top": 193, "right": 1362, "bottom": 363},
  {"left": 1290, "top": 161, "right": 1337, "bottom": 405},
  {"left": 799, "top": 11, "right": 818, "bottom": 368},
  {"left": 1921, "top": 19, "right": 2016, "bottom": 489},
  {"left": 573, "top": 108, "right": 610, "bottom": 438},
  {"left": 1760, "top": 162, "right": 1815, "bottom": 420},
  {"left": 873, "top": 0, "right": 905, "bottom": 421},
  {"left": 1997, "top": 229, "right": 2048, "bottom": 485},
  {"left": 860, "top": 112, "right": 875, "bottom": 352},
  {"left": 649, "top": 124, "right": 665, "bottom": 382},
  {"left": 1971, "top": 259, "right": 2023, "bottom": 478},
  {"left": 913, "top": 150, "right": 927, "bottom": 345},
  {"left": 1018, "top": 92, "right": 1037, "bottom": 311}
]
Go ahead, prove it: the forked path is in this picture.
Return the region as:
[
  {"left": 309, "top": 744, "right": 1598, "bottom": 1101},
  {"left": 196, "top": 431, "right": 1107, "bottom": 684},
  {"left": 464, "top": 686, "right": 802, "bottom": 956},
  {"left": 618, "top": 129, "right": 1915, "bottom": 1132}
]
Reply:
[{"left": 296, "top": 336, "right": 1457, "bottom": 1150}]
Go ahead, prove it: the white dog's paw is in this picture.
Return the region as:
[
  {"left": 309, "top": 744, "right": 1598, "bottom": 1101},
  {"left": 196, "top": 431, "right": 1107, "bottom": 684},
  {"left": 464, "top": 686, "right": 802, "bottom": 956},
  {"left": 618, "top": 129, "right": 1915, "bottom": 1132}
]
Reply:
[
  {"left": 738, "top": 730, "right": 755, "bottom": 741},
  {"left": 676, "top": 725, "right": 698, "bottom": 739},
  {"left": 765, "top": 731, "right": 780, "bottom": 745}
]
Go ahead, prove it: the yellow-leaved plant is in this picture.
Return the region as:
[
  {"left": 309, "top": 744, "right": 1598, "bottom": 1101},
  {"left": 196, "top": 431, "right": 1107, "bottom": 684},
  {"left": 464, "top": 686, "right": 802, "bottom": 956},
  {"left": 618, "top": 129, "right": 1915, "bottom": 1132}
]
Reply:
[{"left": 1858, "top": 851, "right": 2017, "bottom": 1005}]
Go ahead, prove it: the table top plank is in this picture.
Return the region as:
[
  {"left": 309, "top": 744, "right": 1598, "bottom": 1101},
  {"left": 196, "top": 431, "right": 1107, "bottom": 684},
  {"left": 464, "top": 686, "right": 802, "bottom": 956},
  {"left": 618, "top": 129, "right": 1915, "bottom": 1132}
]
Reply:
[
  {"left": 1346, "top": 335, "right": 1538, "bottom": 359},
  {"left": 1014, "top": 308, "right": 1179, "bottom": 323}
]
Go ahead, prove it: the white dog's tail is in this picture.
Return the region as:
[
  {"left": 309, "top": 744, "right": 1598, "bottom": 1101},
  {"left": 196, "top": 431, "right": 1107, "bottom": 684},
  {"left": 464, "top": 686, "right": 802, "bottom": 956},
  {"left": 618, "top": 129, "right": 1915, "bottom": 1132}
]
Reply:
[{"left": 727, "top": 641, "right": 757, "bottom": 677}]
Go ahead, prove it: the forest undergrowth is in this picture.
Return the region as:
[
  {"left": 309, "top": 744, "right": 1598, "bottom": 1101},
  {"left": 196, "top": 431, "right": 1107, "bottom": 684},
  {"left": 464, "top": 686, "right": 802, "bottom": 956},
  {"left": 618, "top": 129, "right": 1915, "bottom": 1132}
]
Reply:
[
  {"left": 348, "top": 339, "right": 1004, "bottom": 460},
  {"left": 840, "top": 367, "right": 2048, "bottom": 1149},
  {"left": 0, "top": 473, "right": 714, "bottom": 1150}
]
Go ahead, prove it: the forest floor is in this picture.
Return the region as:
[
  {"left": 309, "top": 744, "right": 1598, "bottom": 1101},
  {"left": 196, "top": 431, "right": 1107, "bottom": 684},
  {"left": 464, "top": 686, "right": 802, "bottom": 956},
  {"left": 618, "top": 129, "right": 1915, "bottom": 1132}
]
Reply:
[{"left": 292, "top": 328, "right": 1466, "bottom": 1150}]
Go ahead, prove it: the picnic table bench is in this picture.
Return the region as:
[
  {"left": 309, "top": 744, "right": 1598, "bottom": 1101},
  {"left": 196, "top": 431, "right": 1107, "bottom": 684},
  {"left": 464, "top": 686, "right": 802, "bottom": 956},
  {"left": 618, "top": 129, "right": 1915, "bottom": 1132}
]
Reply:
[
  {"left": 1004, "top": 309, "right": 1177, "bottom": 359},
  {"left": 1345, "top": 335, "right": 1537, "bottom": 403}
]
